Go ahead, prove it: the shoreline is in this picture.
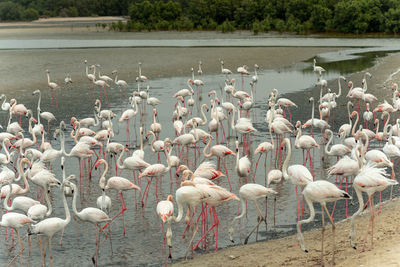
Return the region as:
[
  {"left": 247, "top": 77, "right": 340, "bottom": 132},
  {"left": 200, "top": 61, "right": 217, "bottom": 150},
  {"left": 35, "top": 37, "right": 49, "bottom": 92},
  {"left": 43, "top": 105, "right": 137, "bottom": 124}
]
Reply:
[
  {"left": 0, "top": 17, "right": 399, "bottom": 39},
  {"left": 172, "top": 199, "right": 400, "bottom": 267}
]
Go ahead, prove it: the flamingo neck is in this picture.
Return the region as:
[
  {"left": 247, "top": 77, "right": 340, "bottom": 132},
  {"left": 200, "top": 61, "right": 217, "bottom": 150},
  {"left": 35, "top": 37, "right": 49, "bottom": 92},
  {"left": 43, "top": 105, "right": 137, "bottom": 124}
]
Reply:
[
  {"left": 3, "top": 183, "right": 12, "bottom": 211},
  {"left": 203, "top": 137, "right": 212, "bottom": 158},
  {"left": 296, "top": 195, "right": 315, "bottom": 252},
  {"left": 347, "top": 102, "right": 352, "bottom": 125},
  {"left": 2, "top": 139, "right": 10, "bottom": 161},
  {"left": 37, "top": 92, "right": 41, "bottom": 124},
  {"left": 200, "top": 104, "right": 207, "bottom": 124},
  {"left": 117, "top": 149, "right": 125, "bottom": 170},
  {"left": 350, "top": 187, "right": 364, "bottom": 248},
  {"left": 70, "top": 183, "right": 80, "bottom": 217},
  {"left": 351, "top": 112, "right": 359, "bottom": 136},
  {"left": 140, "top": 129, "right": 143, "bottom": 152},
  {"left": 19, "top": 158, "right": 29, "bottom": 194},
  {"left": 45, "top": 189, "right": 53, "bottom": 217},
  {"left": 337, "top": 77, "right": 342, "bottom": 98},
  {"left": 282, "top": 139, "right": 291, "bottom": 180},
  {"left": 61, "top": 184, "right": 71, "bottom": 226},
  {"left": 325, "top": 130, "right": 334, "bottom": 155},
  {"left": 149, "top": 131, "right": 156, "bottom": 152}
]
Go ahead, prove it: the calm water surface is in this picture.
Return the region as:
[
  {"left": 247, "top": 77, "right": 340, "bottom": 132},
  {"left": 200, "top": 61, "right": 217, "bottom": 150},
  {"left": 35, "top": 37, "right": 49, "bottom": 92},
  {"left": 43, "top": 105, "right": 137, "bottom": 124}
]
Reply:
[{"left": 0, "top": 36, "right": 398, "bottom": 266}]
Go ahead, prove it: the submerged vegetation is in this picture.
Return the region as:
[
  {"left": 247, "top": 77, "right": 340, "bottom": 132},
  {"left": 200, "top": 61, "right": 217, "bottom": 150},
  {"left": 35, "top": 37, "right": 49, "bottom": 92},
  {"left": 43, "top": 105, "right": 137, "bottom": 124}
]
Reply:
[{"left": 3, "top": 0, "right": 400, "bottom": 34}]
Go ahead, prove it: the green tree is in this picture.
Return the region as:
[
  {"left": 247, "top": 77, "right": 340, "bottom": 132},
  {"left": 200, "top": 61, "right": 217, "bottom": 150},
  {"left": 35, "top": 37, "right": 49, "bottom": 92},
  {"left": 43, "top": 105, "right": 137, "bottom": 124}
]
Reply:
[
  {"left": 310, "top": 4, "right": 332, "bottom": 31},
  {"left": 0, "top": 1, "right": 22, "bottom": 20},
  {"left": 21, "top": 8, "right": 39, "bottom": 21},
  {"left": 385, "top": 7, "right": 400, "bottom": 33}
]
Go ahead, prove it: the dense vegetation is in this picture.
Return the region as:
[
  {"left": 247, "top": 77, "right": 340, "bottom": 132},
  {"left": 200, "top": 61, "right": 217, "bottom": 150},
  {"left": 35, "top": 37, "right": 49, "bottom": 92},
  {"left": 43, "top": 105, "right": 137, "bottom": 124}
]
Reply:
[{"left": 3, "top": 0, "right": 400, "bottom": 34}]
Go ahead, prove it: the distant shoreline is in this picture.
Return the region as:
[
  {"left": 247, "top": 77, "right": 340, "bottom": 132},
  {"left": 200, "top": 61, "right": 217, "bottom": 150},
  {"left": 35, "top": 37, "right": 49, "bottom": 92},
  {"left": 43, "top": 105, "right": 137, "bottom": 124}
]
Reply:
[{"left": 0, "top": 16, "right": 398, "bottom": 39}]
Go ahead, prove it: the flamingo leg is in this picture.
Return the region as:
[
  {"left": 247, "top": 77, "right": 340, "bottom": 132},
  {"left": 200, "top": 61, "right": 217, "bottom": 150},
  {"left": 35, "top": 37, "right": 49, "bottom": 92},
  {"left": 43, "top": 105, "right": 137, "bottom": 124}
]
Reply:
[
  {"left": 252, "top": 154, "right": 261, "bottom": 182},
  {"left": 321, "top": 205, "right": 325, "bottom": 266},
  {"left": 193, "top": 206, "right": 219, "bottom": 251},
  {"left": 324, "top": 205, "right": 336, "bottom": 265},
  {"left": 222, "top": 158, "right": 232, "bottom": 191}
]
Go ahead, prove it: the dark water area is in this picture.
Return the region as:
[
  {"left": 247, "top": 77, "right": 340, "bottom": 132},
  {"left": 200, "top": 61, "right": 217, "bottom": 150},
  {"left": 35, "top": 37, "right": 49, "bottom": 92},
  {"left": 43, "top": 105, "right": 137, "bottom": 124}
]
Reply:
[{"left": 0, "top": 40, "right": 398, "bottom": 266}]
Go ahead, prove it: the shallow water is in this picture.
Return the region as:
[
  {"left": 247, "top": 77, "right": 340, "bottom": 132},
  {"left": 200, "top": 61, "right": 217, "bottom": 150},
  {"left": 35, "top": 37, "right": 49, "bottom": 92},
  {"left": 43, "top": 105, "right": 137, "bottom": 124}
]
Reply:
[{"left": 0, "top": 36, "right": 398, "bottom": 266}]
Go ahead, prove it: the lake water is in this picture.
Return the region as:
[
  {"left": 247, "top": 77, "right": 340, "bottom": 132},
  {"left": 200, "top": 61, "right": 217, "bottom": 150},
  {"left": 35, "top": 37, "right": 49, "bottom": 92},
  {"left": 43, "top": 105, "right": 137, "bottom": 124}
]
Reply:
[{"left": 0, "top": 33, "right": 398, "bottom": 266}]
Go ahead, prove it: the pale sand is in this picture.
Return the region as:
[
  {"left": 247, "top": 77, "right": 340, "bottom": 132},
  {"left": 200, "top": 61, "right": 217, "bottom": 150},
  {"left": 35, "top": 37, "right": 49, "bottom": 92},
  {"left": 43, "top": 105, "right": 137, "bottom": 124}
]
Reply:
[
  {"left": 172, "top": 53, "right": 400, "bottom": 267},
  {"left": 173, "top": 198, "right": 400, "bottom": 267}
]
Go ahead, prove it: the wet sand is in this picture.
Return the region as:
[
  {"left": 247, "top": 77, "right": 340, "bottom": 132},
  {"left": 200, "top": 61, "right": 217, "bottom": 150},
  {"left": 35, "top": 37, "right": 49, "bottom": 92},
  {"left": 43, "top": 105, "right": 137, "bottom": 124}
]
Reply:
[{"left": 173, "top": 52, "right": 400, "bottom": 267}]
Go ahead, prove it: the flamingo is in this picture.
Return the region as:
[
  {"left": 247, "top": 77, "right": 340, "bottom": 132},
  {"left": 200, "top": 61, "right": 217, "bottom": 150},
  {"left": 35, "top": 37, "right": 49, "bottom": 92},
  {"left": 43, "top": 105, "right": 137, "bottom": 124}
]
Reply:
[
  {"left": 29, "top": 182, "right": 71, "bottom": 267},
  {"left": 94, "top": 78, "right": 111, "bottom": 107},
  {"left": 281, "top": 138, "right": 313, "bottom": 220},
  {"left": 170, "top": 181, "right": 210, "bottom": 258},
  {"left": 138, "top": 62, "right": 148, "bottom": 82},
  {"left": 235, "top": 140, "right": 251, "bottom": 178},
  {"left": 297, "top": 180, "right": 351, "bottom": 266},
  {"left": 313, "top": 58, "right": 325, "bottom": 76},
  {"left": 237, "top": 65, "right": 249, "bottom": 89},
  {"left": 9, "top": 98, "right": 28, "bottom": 126},
  {"left": 150, "top": 108, "right": 162, "bottom": 136},
  {"left": 189, "top": 182, "right": 239, "bottom": 253},
  {"left": 12, "top": 130, "right": 38, "bottom": 153},
  {"left": 325, "top": 129, "right": 351, "bottom": 158},
  {"left": 338, "top": 101, "right": 354, "bottom": 138},
  {"left": 253, "top": 131, "right": 274, "bottom": 184},
  {"left": 112, "top": 70, "right": 128, "bottom": 101},
  {"left": 176, "top": 161, "right": 225, "bottom": 181},
  {"left": 119, "top": 97, "right": 138, "bottom": 147},
  {"left": 0, "top": 137, "right": 12, "bottom": 165},
  {"left": 96, "top": 159, "right": 140, "bottom": 235},
  {"left": 157, "top": 195, "right": 174, "bottom": 259},
  {"left": 228, "top": 183, "right": 277, "bottom": 243},
  {"left": 45, "top": 69, "right": 59, "bottom": 107},
  {"left": 203, "top": 135, "right": 235, "bottom": 187},
  {"left": 96, "top": 64, "right": 113, "bottom": 83},
  {"left": 0, "top": 94, "right": 10, "bottom": 111},
  {"left": 68, "top": 181, "right": 111, "bottom": 265},
  {"left": 220, "top": 60, "right": 232, "bottom": 79},
  {"left": 146, "top": 87, "right": 161, "bottom": 107},
  {"left": 294, "top": 120, "right": 319, "bottom": 173},
  {"left": 3, "top": 182, "right": 40, "bottom": 213},
  {"left": 138, "top": 147, "right": 171, "bottom": 209},
  {"left": 350, "top": 162, "right": 398, "bottom": 251},
  {"left": 0, "top": 212, "right": 34, "bottom": 265}
]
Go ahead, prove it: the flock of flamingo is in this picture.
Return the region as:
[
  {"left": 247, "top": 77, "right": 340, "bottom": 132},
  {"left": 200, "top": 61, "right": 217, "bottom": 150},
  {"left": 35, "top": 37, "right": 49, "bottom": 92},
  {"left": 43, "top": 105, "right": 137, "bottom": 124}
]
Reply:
[{"left": 0, "top": 57, "right": 398, "bottom": 267}]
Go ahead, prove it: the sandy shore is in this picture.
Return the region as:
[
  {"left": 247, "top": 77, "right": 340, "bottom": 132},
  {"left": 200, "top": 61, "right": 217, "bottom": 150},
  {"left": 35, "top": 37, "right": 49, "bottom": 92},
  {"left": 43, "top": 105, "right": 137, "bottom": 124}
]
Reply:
[
  {"left": 173, "top": 199, "right": 400, "bottom": 267},
  {"left": 172, "top": 52, "right": 400, "bottom": 267}
]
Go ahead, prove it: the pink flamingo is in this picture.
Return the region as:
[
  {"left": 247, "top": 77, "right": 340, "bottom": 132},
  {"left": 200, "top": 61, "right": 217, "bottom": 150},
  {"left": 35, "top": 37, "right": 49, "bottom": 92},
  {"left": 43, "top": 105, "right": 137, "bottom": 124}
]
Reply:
[
  {"left": 9, "top": 98, "right": 28, "bottom": 126},
  {"left": 297, "top": 180, "right": 351, "bottom": 266},
  {"left": 228, "top": 183, "right": 277, "bottom": 243},
  {"left": 119, "top": 98, "right": 138, "bottom": 147},
  {"left": 294, "top": 120, "right": 319, "bottom": 176},
  {"left": 45, "top": 69, "right": 59, "bottom": 107},
  {"left": 138, "top": 149, "right": 171, "bottom": 211},
  {"left": 29, "top": 182, "right": 71, "bottom": 266},
  {"left": 350, "top": 161, "right": 398, "bottom": 251},
  {"left": 203, "top": 135, "right": 235, "bottom": 189},
  {"left": 96, "top": 159, "right": 140, "bottom": 235},
  {"left": 253, "top": 129, "right": 274, "bottom": 184},
  {"left": 68, "top": 181, "right": 111, "bottom": 265},
  {"left": 156, "top": 195, "right": 174, "bottom": 260},
  {"left": 281, "top": 138, "right": 313, "bottom": 221},
  {"left": 0, "top": 212, "right": 34, "bottom": 265}
]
